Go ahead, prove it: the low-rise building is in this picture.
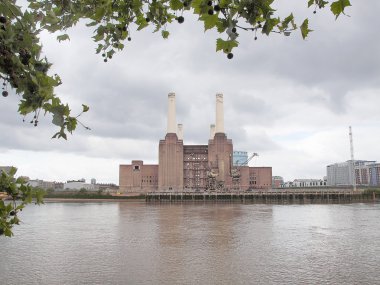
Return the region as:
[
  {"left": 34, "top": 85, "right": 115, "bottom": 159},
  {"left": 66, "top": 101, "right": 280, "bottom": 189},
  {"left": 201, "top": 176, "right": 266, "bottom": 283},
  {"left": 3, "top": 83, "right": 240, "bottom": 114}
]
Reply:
[
  {"left": 293, "top": 179, "right": 327, "bottom": 187},
  {"left": 64, "top": 180, "right": 97, "bottom": 191},
  {"left": 28, "top": 179, "right": 65, "bottom": 190},
  {"left": 28, "top": 179, "right": 55, "bottom": 189},
  {"left": 272, "top": 176, "right": 284, "bottom": 188},
  {"left": 282, "top": 178, "right": 327, "bottom": 188}
]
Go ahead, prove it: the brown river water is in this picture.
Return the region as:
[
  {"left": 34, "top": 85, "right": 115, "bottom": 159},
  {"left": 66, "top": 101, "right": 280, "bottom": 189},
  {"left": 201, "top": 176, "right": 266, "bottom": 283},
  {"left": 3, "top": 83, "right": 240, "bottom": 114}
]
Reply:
[{"left": 1, "top": 202, "right": 379, "bottom": 285}]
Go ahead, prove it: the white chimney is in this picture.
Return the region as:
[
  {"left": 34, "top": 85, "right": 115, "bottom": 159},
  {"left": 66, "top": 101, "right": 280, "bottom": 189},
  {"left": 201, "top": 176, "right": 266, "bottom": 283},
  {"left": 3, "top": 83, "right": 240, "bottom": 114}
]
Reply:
[
  {"left": 215, "top": 93, "right": 224, "bottom": 133},
  {"left": 210, "top": 124, "right": 215, "bottom": 139},
  {"left": 177, "top": 124, "right": 183, "bottom": 140},
  {"left": 167, "top": 92, "right": 176, "bottom": 134}
]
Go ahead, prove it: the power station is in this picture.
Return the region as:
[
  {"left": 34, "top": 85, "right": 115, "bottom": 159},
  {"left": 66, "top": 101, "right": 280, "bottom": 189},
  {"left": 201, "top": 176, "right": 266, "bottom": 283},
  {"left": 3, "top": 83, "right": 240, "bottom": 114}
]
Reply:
[{"left": 119, "top": 93, "right": 272, "bottom": 193}]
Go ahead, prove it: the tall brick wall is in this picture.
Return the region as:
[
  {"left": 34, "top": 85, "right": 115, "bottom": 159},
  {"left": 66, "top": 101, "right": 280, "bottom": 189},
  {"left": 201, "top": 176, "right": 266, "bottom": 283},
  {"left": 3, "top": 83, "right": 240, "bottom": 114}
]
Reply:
[
  {"left": 119, "top": 161, "right": 158, "bottom": 193},
  {"left": 158, "top": 133, "right": 184, "bottom": 191}
]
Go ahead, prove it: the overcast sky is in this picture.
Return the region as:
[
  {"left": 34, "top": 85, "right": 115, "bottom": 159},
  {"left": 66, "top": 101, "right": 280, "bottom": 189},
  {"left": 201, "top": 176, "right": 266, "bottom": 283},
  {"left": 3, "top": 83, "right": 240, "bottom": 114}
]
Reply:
[{"left": 1, "top": 0, "right": 379, "bottom": 184}]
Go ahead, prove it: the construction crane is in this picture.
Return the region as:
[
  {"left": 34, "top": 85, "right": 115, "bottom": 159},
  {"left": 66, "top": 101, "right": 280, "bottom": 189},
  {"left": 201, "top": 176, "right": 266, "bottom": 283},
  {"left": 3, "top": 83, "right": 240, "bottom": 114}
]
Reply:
[
  {"left": 231, "top": 153, "right": 259, "bottom": 191},
  {"left": 349, "top": 126, "right": 357, "bottom": 191}
]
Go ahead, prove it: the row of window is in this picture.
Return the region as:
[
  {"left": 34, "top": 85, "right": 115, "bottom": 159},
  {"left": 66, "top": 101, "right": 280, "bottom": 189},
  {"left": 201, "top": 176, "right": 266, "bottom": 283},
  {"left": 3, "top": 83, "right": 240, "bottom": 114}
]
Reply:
[{"left": 184, "top": 157, "right": 207, "bottom": 161}]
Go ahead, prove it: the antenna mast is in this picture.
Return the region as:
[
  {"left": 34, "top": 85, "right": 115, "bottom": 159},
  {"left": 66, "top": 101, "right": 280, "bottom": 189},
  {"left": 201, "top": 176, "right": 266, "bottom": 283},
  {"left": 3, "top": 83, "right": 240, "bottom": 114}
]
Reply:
[{"left": 349, "top": 126, "right": 357, "bottom": 191}]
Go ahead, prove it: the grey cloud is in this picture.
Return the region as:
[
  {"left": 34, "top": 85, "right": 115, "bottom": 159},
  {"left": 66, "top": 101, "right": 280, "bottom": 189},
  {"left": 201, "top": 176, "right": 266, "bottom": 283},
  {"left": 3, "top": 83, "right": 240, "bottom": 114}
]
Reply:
[{"left": 2, "top": 1, "right": 380, "bottom": 182}]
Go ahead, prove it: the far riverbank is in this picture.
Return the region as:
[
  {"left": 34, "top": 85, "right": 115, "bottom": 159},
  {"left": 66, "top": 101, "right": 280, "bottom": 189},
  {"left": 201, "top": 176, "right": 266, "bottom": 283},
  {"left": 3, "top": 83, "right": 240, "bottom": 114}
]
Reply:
[
  {"left": 37, "top": 188, "right": 380, "bottom": 204},
  {"left": 43, "top": 198, "right": 145, "bottom": 203}
]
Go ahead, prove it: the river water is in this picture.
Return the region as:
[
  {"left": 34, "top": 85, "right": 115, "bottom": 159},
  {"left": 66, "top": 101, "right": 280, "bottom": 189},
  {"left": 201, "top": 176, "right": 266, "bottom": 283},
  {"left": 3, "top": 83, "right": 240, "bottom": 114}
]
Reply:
[{"left": 1, "top": 202, "right": 379, "bottom": 285}]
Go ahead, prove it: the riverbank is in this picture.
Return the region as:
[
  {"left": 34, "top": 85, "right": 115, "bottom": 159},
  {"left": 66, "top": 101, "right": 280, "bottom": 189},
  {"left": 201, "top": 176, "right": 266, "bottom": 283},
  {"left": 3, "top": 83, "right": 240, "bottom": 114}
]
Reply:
[
  {"left": 35, "top": 189, "right": 380, "bottom": 204},
  {"left": 146, "top": 190, "right": 379, "bottom": 204},
  {"left": 43, "top": 192, "right": 145, "bottom": 202},
  {"left": 44, "top": 198, "right": 145, "bottom": 203}
]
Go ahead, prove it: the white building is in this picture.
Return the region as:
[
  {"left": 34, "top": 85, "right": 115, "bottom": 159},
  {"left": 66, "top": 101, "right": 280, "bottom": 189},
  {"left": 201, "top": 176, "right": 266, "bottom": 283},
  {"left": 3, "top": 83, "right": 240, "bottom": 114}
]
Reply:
[
  {"left": 64, "top": 180, "right": 98, "bottom": 191},
  {"left": 327, "top": 160, "right": 376, "bottom": 186},
  {"left": 282, "top": 178, "right": 326, "bottom": 188},
  {"left": 293, "top": 179, "right": 327, "bottom": 187}
]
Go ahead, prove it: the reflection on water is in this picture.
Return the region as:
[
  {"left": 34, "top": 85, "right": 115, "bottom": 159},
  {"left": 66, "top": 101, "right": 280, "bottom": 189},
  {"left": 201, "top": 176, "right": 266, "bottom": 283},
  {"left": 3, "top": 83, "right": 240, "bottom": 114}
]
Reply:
[{"left": 1, "top": 202, "right": 379, "bottom": 285}]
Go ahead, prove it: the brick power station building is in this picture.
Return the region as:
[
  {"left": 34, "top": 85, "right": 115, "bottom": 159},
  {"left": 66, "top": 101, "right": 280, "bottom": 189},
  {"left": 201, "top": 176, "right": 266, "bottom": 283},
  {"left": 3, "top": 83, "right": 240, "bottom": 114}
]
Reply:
[{"left": 119, "top": 93, "right": 272, "bottom": 193}]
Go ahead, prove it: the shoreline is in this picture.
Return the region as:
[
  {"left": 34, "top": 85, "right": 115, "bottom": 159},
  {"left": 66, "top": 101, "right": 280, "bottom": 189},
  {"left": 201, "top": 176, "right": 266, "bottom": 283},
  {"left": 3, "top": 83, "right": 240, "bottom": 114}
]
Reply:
[
  {"left": 41, "top": 198, "right": 379, "bottom": 204},
  {"left": 43, "top": 198, "right": 146, "bottom": 203}
]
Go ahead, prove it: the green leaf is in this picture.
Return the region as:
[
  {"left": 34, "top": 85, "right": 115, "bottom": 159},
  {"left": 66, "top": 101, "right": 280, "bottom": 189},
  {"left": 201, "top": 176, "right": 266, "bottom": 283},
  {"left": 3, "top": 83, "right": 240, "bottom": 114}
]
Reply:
[
  {"left": 300, "top": 19, "right": 312, "bottom": 39},
  {"left": 28, "top": 2, "right": 43, "bottom": 9},
  {"left": 34, "top": 189, "right": 45, "bottom": 205},
  {"left": 136, "top": 15, "right": 149, "bottom": 30},
  {"left": 219, "top": 0, "right": 231, "bottom": 8},
  {"left": 308, "top": 0, "right": 315, "bottom": 8},
  {"left": 86, "top": 21, "right": 98, "bottom": 27},
  {"left": 191, "top": 0, "right": 207, "bottom": 14},
  {"left": 82, "top": 104, "right": 89, "bottom": 113},
  {"left": 262, "top": 17, "right": 280, "bottom": 35},
  {"left": 200, "top": 14, "right": 219, "bottom": 31},
  {"left": 216, "top": 19, "right": 228, "bottom": 33},
  {"left": 57, "top": 34, "right": 70, "bottom": 42},
  {"left": 45, "top": 9, "right": 60, "bottom": 24},
  {"left": 216, "top": 38, "right": 239, "bottom": 53},
  {"left": 94, "top": 7, "right": 106, "bottom": 21},
  {"left": 170, "top": 0, "right": 183, "bottom": 10},
  {"left": 7, "top": 3, "right": 23, "bottom": 17},
  {"left": 52, "top": 113, "right": 64, "bottom": 126},
  {"left": 317, "top": 1, "right": 329, "bottom": 8},
  {"left": 281, "top": 13, "right": 294, "bottom": 30},
  {"left": 162, "top": 30, "right": 170, "bottom": 39},
  {"left": 4, "top": 227, "right": 13, "bottom": 237},
  {"left": 330, "top": 0, "right": 351, "bottom": 19},
  {"left": 9, "top": 167, "right": 17, "bottom": 177},
  {"left": 66, "top": 117, "right": 77, "bottom": 133}
]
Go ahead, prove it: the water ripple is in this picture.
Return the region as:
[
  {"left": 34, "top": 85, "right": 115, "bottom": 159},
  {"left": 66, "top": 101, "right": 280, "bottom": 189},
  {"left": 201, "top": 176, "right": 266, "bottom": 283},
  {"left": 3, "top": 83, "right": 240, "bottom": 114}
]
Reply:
[{"left": 1, "top": 202, "right": 379, "bottom": 285}]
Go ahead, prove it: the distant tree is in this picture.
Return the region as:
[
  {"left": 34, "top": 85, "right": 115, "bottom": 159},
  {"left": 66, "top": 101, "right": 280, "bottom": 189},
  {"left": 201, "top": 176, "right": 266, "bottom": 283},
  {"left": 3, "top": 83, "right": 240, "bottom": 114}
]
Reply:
[
  {"left": 46, "top": 187, "right": 54, "bottom": 194},
  {"left": 0, "top": 0, "right": 351, "bottom": 138},
  {"left": 78, "top": 188, "right": 88, "bottom": 194},
  {"left": 0, "top": 167, "right": 44, "bottom": 237}
]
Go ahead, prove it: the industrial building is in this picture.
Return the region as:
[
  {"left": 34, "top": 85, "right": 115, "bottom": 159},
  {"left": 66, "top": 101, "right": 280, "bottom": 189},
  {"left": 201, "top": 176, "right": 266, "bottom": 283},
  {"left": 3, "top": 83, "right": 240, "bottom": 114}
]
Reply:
[
  {"left": 327, "top": 160, "right": 380, "bottom": 186},
  {"left": 119, "top": 93, "right": 272, "bottom": 193}
]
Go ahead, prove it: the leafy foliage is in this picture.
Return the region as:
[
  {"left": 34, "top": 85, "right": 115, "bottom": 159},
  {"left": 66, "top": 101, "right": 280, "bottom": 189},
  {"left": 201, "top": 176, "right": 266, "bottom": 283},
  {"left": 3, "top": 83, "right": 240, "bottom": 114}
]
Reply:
[
  {"left": 0, "top": 0, "right": 351, "bottom": 138},
  {"left": 0, "top": 167, "right": 45, "bottom": 237}
]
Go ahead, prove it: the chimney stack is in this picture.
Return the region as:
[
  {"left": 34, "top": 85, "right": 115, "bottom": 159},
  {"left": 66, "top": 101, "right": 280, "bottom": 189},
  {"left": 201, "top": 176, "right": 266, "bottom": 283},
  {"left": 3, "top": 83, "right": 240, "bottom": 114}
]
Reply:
[
  {"left": 177, "top": 124, "right": 183, "bottom": 140},
  {"left": 167, "top": 92, "right": 176, "bottom": 134},
  {"left": 215, "top": 93, "right": 224, "bottom": 134},
  {"left": 210, "top": 124, "right": 215, "bottom": 139}
]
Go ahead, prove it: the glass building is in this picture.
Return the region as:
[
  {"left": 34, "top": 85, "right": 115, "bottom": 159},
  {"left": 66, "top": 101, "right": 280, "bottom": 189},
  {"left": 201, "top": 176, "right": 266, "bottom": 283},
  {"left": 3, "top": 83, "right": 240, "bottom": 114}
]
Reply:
[{"left": 233, "top": 151, "right": 248, "bottom": 166}]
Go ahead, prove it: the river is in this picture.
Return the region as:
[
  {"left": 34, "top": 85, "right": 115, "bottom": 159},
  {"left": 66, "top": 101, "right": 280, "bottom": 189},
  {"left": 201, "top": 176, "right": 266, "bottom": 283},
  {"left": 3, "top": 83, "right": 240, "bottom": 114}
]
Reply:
[{"left": 1, "top": 202, "right": 379, "bottom": 284}]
